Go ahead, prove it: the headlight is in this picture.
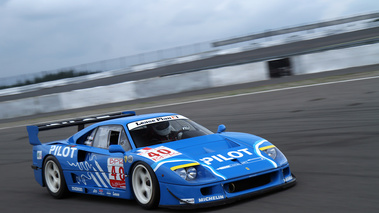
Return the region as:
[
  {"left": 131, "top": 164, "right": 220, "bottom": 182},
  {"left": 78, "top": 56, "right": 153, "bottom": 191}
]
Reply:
[
  {"left": 260, "top": 145, "right": 288, "bottom": 166},
  {"left": 264, "top": 147, "right": 277, "bottom": 159},
  {"left": 175, "top": 167, "right": 197, "bottom": 180},
  {"left": 186, "top": 167, "right": 197, "bottom": 180},
  {"left": 175, "top": 168, "right": 187, "bottom": 179}
]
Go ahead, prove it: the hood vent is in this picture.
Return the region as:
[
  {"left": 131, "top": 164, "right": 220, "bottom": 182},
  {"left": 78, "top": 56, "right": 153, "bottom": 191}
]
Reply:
[
  {"left": 174, "top": 134, "right": 242, "bottom": 156},
  {"left": 223, "top": 137, "right": 240, "bottom": 148},
  {"left": 203, "top": 147, "right": 215, "bottom": 153},
  {"left": 201, "top": 136, "right": 240, "bottom": 154}
]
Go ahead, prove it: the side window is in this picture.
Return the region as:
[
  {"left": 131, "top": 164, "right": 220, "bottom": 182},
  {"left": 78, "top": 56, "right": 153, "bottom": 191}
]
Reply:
[
  {"left": 93, "top": 126, "right": 110, "bottom": 149},
  {"left": 92, "top": 125, "right": 132, "bottom": 151},
  {"left": 84, "top": 129, "right": 97, "bottom": 146},
  {"left": 119, "top": 130, "right": 131, "bottom": 151},
  {"left": 109, "top": 130, "right": 120, "bottom": 146}
]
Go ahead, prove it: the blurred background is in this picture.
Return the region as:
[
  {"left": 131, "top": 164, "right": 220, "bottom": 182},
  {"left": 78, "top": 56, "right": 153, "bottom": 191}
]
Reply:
[
  {"left": 0, "top": 0, "right": 378, "bottom": 119},
  {"left": 0, "top": 2, "right": 379, "bottom": 212}
]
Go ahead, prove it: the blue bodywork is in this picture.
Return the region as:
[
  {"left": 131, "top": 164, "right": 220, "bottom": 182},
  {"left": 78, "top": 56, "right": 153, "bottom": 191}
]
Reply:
[{"left": 27, "top": 112, "right": 295, "bottom": 208}]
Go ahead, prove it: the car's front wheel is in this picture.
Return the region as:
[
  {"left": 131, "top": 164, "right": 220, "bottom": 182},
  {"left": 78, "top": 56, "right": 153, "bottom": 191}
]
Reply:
[
  {"left": 131, "top": 162, "right": 160, "bottom": 209},
  {"left": 43, "top": 156, "right": 69, "bottom": 198}
]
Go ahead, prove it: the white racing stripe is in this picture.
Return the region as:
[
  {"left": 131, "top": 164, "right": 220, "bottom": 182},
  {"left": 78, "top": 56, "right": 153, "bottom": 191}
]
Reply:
[
  {"left": 202, "top": 164, "right": 227, "bottom": 180},
  {"left": 93, "top": 167, "right": 108, "bottom": 188},
  {"left": 95, "top": 160, "right": 110, "bottom": 184},
  {"left": 90, "top": 173, "right": 102, "bottom": 187},
  {"left": 152, "top": 158, "right": 226, "bottom": 180},
  {"left": 153, "top": 159, "right": 198, "bottom": 172},
  {"left": 254, "top": 140, "right": 277, "bottom": 168}
]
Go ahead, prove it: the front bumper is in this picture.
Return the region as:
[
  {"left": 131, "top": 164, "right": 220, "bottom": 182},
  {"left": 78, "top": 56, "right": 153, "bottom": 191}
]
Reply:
[{"left": 159, "top": 164, "right": 296, "bottom": 209}]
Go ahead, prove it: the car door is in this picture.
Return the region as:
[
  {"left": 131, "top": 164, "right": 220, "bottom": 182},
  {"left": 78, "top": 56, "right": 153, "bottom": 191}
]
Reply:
[{"left": 78, "top": 125, "right": 131, "bottom": 190}]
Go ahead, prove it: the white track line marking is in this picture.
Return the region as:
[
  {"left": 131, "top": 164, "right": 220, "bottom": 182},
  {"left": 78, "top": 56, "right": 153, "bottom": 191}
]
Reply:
[
  {"left": 133, "top": 75, "right": 379, "bottom": 111},
  {"left": 3, "top": 75, "right": 379, "bottom": 131}
]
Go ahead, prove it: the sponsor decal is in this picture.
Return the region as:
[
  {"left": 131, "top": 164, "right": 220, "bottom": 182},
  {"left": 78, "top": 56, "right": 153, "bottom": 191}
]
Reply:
[
  {"left": 36, "top": 151, "right": 42, "bottom": 160},
  {"left": 128, "top": 155, "right": 133, "bottom": 163},
  {"left": 49, "top": 145, "right": 77, "bottom": 158},
  {"left": 284, "top": 175, "right": 293, "bottom": 182},
  {"left": 198, "top": 195, "right": 224, "bottom": 203},
  {"left": 107, "top": 158, "right": 126, "bottom": 189},
  {"left": 112, "top": 192, "right": 120, "bottom": 197},
  {"left": 215, "top": 157, "right": 263, "bottom": 170},
  {"left": 71, "top": 186, "right": 83, "bottom": 192},
  {"left": 180, "top": 198, "right": 195, "bottom": 204},
  {"left": 106, "top": 191, "right": 112, "bottom": 196},
  {"left": 138, "top": 146, "right": 181, "bottom": 162},
  {"left": 199, "top": 148, "right": 253, "bottom": 165},
  {"left": 127, "top": 115, "right": 187, "bottom": 130},
  {"left": 216, "top": 163, "right": 239, "bottom": 171}
]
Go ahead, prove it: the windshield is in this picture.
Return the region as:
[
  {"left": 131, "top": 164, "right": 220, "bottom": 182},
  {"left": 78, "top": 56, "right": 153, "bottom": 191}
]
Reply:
[{"left": 127, "top": 116, "right": 213, "bottom": 148}]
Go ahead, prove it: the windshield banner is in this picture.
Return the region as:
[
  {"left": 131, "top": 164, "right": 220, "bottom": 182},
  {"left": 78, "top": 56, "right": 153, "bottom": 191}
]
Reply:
[{"left": 127, "top": 115, "right": 187, "bottom": 130}]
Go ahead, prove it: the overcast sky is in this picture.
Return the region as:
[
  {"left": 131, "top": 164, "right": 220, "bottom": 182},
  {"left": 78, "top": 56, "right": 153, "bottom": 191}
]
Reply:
[{"left": 0, "top": 0, "right": 378, "bottom": 79}]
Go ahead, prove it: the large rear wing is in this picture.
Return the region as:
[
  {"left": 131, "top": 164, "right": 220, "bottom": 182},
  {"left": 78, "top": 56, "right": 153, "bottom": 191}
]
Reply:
[{"left": 26, "top": 111, "right": 136, "bottom": 146}]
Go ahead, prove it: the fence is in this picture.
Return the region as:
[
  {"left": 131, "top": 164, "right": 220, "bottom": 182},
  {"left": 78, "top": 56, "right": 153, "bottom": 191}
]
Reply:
[{"left": 1, "top": 12, "right": 378, "bottom": 87}]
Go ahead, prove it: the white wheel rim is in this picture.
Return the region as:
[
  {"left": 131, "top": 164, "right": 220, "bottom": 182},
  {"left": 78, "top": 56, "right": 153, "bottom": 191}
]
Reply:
[
  {"left": 44, "top": 160, "right": 61, "bottom": 193},
  {"left": 132, "top": 164, "right": 153, "bottom": 204}
]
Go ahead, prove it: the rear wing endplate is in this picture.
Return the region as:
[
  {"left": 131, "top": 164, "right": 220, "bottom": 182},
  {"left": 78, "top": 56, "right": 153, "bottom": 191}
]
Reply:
[{"left": 26, "top": 111, "right": 136, "bottom": 146}]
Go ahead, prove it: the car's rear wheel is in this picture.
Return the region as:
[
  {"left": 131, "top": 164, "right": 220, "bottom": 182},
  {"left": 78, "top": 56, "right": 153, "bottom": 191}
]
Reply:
[
  {"left": 43, "top": 156, "right": 69, "bottom": 198},
  {"left": 131, "top": 162, "right": 160, "bottom": 209}
]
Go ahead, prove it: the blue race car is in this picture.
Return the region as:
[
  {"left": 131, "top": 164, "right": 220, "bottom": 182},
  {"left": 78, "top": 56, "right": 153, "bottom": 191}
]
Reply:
[{"left": 27, "top": 111, "right": 296, "bottom": 209}]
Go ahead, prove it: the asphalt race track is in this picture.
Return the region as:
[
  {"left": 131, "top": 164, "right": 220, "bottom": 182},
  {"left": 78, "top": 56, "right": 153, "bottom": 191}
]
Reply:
[{"left": 0, "top": 75, "right": 378, "bottom": 212}]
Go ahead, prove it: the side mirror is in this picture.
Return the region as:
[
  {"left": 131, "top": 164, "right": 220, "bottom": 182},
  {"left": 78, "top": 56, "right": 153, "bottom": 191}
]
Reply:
[
  {"left": 109, "top": 145, "right": 126, "bottom": 154},
  {"left": 217, "top": 124, "right": 226, "bottom": 133}
]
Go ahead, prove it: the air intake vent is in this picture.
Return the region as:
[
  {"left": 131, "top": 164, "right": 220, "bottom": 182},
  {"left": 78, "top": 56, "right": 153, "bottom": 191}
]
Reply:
[{"left": 225, "top": 172, "right": 273, "bottom": 193}]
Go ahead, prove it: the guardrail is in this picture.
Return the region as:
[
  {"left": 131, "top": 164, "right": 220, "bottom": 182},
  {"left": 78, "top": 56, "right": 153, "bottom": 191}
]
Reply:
[
  {"left": 212, "top": 12, "right": 379, "bottom": 47},
  {"left": 1, "top": 42, "right": 379, "bottom": 120},
  {"left": 1, "top": 12, "right": 378, "bottom": 88},
  {"left": 1, "top": 20, "right": 379, "bottom": 98}
]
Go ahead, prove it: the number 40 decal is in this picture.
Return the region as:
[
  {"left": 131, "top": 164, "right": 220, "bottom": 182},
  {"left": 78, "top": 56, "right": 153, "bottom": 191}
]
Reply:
[
  {"left": 147, "top": 148, "right": 172, "bottom": 157},
  {"left": 138, "top": 146, "right": 181, "bottom": 162},
  {"left": 111, "top": 166, "right": 125, "bottom": 181},
  {"left": 107, "top": 158, "right": 126, "bottom": 189}
]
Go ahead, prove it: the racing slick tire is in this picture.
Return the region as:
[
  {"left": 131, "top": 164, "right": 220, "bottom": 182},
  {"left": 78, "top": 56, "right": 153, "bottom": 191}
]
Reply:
[
  {"left": 43, "top": 156, "right": 69, "bottom": 198},
  {"left": 131, "top": 162, "right": 160, "bottom": 209}
]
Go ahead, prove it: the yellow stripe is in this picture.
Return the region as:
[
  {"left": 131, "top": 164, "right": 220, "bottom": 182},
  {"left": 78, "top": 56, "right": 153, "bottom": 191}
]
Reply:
[
  {"left": 259, "top": 145, "right": 276, "bottom": 151},
  {"left": 170, "top": 163, "right": 200, "bottom": 171}
]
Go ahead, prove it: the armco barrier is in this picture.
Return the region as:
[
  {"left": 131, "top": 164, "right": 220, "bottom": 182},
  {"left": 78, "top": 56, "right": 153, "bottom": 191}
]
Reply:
[
  {"left": 1, "top": 43, "right": 379, "bottom": 120},
  {"left": 0, "top": 94, "right": 62, "bottom": 119},
  {"left": 209, "top": 62, "right": 267, "bottom": 87},
  {"left": 292, "top": 43, "right": 379, "bottom": 75},
  {"left": 60, "top": 82, "right": 136, "bottom": 110},
  {"left": 0, "top": 61, "right": 267, "bottom": 119},
  {"left": 2, "top": 21, "right": 377, "bottom": 97},
  {"left": 134, "top": 71, "right": 211, "bottom": 99}
]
